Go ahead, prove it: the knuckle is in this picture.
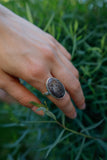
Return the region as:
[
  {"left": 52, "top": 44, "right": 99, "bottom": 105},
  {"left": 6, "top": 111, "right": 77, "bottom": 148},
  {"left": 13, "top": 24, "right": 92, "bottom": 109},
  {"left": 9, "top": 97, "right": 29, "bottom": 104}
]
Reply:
[
  {"left": 75, "top": 69, "right": 79, "bottom": 78},
  {"left": 47, "top": 34, "right": 56, "bottom": 43},
  {"left": 28, "top": 62, "right": 44, "bottom": 80},
  {"left": 67, "top": 54, "right": 71, "bottom": 60},
  {"left": 81, "top": 97, "right": 85, "bottom": 105},
  {"left": 72, "top": 80, "right": 81, "bottom": 92},
  {"left": 44, "top": 46, "right": 55, "bottom": 61},
  {"left": 0, "top": 71, "right": 17, "bottom": 89},
  {"left": 78, "top": 97, "right": 85, "bottom": 107},
  {"left": 16, "top": 95, "right": 30, "bottom": 108},
  {"left": 49, "top": 41, "right": 56, "bottom": 51}
]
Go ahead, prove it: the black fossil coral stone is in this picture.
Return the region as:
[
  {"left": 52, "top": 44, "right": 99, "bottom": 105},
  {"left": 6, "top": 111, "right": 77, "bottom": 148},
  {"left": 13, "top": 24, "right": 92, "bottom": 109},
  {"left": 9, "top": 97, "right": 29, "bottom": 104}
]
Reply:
[{"left": 47, "top": 78, "right": 65, "bottom": 98}]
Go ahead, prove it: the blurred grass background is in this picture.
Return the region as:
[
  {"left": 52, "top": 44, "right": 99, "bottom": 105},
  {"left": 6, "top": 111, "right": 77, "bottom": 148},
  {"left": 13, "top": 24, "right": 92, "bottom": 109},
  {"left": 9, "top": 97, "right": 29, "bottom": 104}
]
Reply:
[{"left": 0, "top": 0, "right": 107, "bottom": 160}]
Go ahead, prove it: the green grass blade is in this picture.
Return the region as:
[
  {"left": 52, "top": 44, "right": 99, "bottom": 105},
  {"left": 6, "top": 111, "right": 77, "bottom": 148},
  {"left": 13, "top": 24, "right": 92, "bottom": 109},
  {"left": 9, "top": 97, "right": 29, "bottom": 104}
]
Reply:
[
  {"left": 75, "top": 138, "right": 86, "bottom": 160},
  {"left": 45, "top": 129, "right": 65, "bottom": 158},
  {"left": 25, "top": 3, "right": 33, "bottom": 24},
  {"left": 44, "top": 13, "right": 55, "bottom": 31},
  {"left": 81, "top": 119, "right": 104, "bottom": 133}
]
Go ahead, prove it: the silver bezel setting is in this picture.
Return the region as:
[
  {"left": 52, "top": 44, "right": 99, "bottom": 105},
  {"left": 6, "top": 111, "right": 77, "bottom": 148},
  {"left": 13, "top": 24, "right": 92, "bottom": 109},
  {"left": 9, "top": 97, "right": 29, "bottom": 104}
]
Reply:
[{"left": 45, "top": 77, "right": 65, "bottom": 99}]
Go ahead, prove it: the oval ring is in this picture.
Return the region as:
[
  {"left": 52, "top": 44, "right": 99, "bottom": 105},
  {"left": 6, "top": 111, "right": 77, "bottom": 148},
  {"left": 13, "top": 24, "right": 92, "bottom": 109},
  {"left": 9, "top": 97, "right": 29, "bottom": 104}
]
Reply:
[{"left": 43, "top": 77, "right": 65, "bottom": 99}]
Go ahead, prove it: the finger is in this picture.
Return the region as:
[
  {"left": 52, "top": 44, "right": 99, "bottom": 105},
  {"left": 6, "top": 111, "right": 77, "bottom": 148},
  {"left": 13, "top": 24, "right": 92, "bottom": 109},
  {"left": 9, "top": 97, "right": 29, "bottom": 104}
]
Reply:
[
  {"left": 56, "top": 41, "right": 71, "bottom": 60},
  {"left": 47, "top": 35, "right": 79, "bottom": 79},
  {"left": 29, "top": 74, "right": 77, "bottom": 119},
  {"left": 47, "top": 91, "right": 77, "bottom": 119},
  {"left": 52, "top": 63, "right": 86, "bottom": 110},
  {"left": 2, "top": 75, "right": 44, "bottom": 115},
  {"left": 0, "top": 88, "right": 16, "bottom": 103},
  {"left": 47, "top": 34, "right": 71, "bottom": 60},
  {"left": 57, "top": 52, "right": 79, "bottom": 79}
]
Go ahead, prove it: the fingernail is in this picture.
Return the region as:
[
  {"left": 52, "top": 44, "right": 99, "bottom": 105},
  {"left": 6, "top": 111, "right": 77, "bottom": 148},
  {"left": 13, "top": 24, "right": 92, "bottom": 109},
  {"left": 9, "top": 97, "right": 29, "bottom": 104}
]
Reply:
[
  {"left": 32, "top": 106, "right": 44, "bottom": 116},
  {"left": 72, "top": 112, "right": 77, "bottom": 119},
  {"left": 70, "top": 111, "right": 77, "bottom": 119},
  {"left": 81, "top": 103, "right": 86, "bottom": 110},
  {"left": 31, "top": 106, "right": 37, "bottom": 112}
]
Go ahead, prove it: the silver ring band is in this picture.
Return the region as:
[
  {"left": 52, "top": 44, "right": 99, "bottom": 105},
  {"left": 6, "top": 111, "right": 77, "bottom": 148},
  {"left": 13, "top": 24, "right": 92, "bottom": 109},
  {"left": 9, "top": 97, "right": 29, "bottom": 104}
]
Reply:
[{"left": 44, "top": 91, "right": 50, "bottom": 96}]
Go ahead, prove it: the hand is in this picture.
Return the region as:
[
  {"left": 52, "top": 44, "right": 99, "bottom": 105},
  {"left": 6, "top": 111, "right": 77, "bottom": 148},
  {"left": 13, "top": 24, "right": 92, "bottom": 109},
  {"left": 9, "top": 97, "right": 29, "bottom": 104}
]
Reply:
[{"left": 0, "top": 5, "right": 85, "bottom": 118}]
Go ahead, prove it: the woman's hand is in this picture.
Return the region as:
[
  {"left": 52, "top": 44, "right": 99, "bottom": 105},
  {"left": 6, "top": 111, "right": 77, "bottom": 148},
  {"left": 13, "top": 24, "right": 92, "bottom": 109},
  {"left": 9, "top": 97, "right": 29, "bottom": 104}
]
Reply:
[{"left": 0, "top": 5, "right": 85, "bottom": 118}]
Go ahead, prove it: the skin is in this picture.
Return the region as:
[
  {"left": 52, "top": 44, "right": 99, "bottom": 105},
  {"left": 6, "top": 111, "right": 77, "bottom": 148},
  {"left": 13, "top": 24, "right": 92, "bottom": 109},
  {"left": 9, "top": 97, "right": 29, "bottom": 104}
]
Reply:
[{"left": 0, "top": 5, "right": 86, "bottom": 119}]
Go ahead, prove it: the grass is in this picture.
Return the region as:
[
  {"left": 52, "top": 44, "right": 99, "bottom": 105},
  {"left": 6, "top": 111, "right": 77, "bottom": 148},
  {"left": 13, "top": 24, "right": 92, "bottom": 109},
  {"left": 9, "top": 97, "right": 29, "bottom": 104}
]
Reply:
[{"left": 0, "top": 0, "right": 107, "bottom": 160}]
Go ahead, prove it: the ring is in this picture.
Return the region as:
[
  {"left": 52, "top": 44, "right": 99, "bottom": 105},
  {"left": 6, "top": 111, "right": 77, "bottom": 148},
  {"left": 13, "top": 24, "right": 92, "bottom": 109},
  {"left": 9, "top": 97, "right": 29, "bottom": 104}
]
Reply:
[{"left": 43, "top": 77, "right": 65, "bottom": 99}]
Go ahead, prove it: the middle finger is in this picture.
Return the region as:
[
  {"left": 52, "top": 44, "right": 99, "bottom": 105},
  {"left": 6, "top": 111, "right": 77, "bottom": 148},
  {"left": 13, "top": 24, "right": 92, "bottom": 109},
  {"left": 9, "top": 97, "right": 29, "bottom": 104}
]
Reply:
[{"left": 51, "top": 61, "right": 85, "bottom": 110}]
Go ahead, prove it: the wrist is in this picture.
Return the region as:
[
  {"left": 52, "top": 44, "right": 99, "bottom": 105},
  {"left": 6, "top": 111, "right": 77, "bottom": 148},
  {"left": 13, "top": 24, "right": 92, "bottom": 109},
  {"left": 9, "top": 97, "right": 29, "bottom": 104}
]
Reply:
[
  {"left": 0, "top": 5, "right": 15, "bottom": 31},
  {"left": 0, "top": 4, "right": 12, "bottom": 16},
  {"left": 0, "top": 4, "right": 15, "bottom": 24},
  {"left": 0, "top": 5, "right": 8, "bottom": 25}
]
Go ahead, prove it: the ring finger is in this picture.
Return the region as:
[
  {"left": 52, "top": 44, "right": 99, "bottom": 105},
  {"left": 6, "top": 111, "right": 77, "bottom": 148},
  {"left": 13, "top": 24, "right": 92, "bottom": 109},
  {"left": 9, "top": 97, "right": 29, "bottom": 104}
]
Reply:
[{"left": 28, "top": 74, "right": 77, "bottom": 119}]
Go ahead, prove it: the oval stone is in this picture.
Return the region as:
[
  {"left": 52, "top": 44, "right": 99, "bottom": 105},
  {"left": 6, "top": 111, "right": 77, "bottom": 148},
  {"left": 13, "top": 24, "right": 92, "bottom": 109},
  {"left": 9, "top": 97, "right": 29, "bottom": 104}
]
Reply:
[{"left": 46, "top": 78, "right": 65, "bottom": 98}]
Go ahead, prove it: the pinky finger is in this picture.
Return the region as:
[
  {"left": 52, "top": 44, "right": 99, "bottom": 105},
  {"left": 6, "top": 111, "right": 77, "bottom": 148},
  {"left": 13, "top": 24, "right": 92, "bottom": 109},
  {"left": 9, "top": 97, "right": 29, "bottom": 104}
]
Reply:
[{"left": 2, "top": 75, "right": 44, "bottom": 116}]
